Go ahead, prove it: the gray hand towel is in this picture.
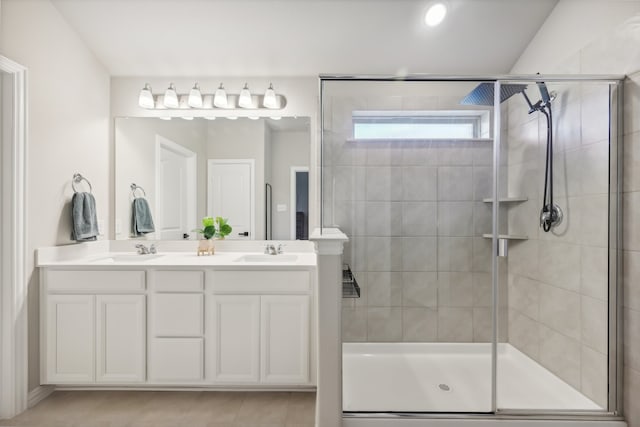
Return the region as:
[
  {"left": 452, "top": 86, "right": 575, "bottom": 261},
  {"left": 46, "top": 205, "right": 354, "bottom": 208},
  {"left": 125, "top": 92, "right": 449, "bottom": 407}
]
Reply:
[
  {"left": 71, "top": 192, "right": 99, "bottom": 241},
  {"left": 132, "top": 197, "right": 155, "bottom": 236}
]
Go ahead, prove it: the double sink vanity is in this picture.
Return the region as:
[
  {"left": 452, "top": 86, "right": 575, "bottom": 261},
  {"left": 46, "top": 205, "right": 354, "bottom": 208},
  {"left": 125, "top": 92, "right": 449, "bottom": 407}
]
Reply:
[{"left": 37, "top": 241, "right": 317, "bottom": 389}]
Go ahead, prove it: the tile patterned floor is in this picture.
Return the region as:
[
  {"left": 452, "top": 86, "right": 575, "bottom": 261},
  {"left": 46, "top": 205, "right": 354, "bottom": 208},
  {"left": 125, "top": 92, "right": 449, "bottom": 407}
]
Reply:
[{"left": 0, "top": 391, "right": 316, "bottom": 427}]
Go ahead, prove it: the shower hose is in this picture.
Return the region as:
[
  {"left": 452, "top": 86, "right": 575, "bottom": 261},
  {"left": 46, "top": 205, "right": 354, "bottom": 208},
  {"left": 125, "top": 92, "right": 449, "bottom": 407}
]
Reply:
[{"left": 540, "top": 105, "right": 553, "bottom": 232}]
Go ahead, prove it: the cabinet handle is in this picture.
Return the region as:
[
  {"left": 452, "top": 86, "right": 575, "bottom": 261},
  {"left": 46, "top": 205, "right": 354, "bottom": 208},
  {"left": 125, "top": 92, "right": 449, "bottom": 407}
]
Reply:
[{"left": 238, "top": 231, "right": 249, "bottom": 237}]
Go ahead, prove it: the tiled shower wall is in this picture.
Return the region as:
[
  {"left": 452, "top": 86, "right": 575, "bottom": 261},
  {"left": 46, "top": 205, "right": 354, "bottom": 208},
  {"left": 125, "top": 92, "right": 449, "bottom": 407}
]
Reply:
[
  {"left": 505, "top": 81, "right": 611, "bottom": 408},
  {"left": 323, "top": 88, "right": 504, "bottom": 343}
]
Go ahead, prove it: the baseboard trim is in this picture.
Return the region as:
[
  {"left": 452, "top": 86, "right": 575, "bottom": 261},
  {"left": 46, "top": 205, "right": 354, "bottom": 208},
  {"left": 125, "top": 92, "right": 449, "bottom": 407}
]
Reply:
[{"left": 27, "top": 386, "right": 55, "bottom": 408}]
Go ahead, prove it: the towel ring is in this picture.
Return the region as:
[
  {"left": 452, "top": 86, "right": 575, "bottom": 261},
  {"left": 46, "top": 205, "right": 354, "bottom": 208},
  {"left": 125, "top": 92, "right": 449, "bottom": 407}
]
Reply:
[
  {"left": 130, "top": 183, "right": 146, "bottom": 198},
  {"left": 72, "top": 173, "right": 92, "bottom": 193}
]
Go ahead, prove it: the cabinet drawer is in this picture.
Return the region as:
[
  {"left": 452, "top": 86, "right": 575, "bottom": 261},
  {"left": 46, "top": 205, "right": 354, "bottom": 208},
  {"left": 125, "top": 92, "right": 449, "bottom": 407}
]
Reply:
[
  {"left": 212, "top": 270, "right": 310, "bottom": 293},
  {"left": 46, "top": 270, "right": 145, "bottom": 292},
  {"left": 153, "top": 294, "right": 203, "bottom": 337},
  {"left": 154, "top": 271, "right": 203, "bottom": 292}
]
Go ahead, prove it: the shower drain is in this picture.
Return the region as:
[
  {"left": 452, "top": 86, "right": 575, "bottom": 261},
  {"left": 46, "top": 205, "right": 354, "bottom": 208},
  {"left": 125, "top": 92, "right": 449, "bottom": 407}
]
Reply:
[{"left": 438, "top": 383, "right": 451, "bottom": 392}]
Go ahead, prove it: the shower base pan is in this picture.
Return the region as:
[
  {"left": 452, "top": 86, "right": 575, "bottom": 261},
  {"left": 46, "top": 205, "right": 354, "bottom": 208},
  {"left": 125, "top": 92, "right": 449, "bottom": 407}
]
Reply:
[{"left": 343, "top": 342, "right": 602, "bottom": 413}]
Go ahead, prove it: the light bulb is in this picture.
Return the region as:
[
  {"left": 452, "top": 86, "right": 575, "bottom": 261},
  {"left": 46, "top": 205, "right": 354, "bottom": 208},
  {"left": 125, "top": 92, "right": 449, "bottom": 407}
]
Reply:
[
  {"left": 238, "top": 83, "right": 253, "bottom": 108},
  {"left": 188, "top": 83, "right": 203, "bottom": 108},
  {"left": 425, "top": 3, "right": 447, "bottom": 27},
  {"left": 163, "top": 83, "right": 179, "bottom": 108},
  {"left": 263, "top": 83, "right": 277, "bottom": 109},
  {"left": 138, "top": 83, "right": 155, "bottom": 108},
  {"left": 213, "top": 83, "right": 228, "bottom": 108}
]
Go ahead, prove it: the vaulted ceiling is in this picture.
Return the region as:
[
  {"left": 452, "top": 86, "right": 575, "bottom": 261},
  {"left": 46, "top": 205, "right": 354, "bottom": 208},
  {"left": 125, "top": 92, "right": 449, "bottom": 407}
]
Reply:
[{"left": 52, "top": 0, "right": 558, "bottom": 76}]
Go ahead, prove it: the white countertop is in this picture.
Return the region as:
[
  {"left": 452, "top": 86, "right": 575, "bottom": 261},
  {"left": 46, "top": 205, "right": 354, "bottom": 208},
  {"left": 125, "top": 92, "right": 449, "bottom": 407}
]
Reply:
[
  {"left": 37, "top": 251, "right": 317, "bottom": 268},
  {"left": 36, "top": 240, "right": 318, "bottom": 269}
]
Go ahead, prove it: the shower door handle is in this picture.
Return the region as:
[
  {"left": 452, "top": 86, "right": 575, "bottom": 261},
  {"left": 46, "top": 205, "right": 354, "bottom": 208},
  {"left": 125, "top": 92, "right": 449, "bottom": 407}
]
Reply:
[{"left": 497, "top": 238, "right": 508, "bottom": 257}]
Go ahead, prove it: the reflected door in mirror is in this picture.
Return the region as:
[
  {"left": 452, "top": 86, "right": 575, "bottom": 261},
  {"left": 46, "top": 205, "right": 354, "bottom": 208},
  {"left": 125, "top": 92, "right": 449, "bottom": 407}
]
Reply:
[
  {"left": 208, "top": 159, "right": 254, "bottom": 240},
  {"left": 156, "top": 136, "right": 197, "bottom": 239}
]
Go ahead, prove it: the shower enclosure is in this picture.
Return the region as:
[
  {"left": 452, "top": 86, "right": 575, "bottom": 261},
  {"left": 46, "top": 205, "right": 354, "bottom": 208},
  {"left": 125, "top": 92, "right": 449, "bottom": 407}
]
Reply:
[{"left": 320, "top": 76, "right": 623, "bottom": 422}]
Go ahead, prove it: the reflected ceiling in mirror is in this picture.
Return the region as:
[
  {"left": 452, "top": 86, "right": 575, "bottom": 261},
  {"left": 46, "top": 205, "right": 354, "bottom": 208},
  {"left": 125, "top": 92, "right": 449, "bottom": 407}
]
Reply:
[{"left": 115, "top": 116, "right": 311, "bottom": 242}]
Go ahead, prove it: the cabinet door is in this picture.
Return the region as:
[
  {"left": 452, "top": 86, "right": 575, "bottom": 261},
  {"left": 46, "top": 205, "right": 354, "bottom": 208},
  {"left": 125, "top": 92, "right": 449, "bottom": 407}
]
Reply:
[
  {"left": 260, "top": 295, "right": 310, "bottom": 384},
  {"left": 45, "top": 294, "right": 95, "bottom": 383},
  {"left": 210, "top": 295, "right": 260, "bottom": 383},
  {"left": 149, "top": 338, "right": 204, "bottom": 382},
  {"left": 96, "top": 295, "right": 146, "bottom": 383}
]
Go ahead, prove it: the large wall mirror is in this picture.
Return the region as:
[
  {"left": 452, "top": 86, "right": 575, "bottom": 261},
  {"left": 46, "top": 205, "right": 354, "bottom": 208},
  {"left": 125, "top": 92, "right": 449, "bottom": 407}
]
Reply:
[{"left": 115, "top": 117, "right": 310, "bottom": 241}]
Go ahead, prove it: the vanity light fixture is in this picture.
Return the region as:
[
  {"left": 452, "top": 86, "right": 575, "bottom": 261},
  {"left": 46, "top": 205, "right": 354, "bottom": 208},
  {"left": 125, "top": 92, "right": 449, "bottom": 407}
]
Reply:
[
  {"left": 213, "top": 83, "right": 228, "bottom": 108},
  {"left": 238, "top": 83, "right": 253, "bottom": 108},
  {"left": 270, "top": 116, "right": 282, "bottom": 120},
  {"left": 203, "top": 116, "right": 216, "bottom": 120},
  {"left": 158, "top": 116, "right": 172, "bottom": 121},
  {"left": 188, "top": 83, "right": 203, "bottom": 108},
  {"left": 138, "top": 83, "right": 155, "bottom": 109},
  {"left": 163, "top": 83, "right": 180, "bottom": 108},
  {"left": 226, "top": 116, "right": 238, "bottom": 120},
  {"left": 181, "top": 116, "right": 194, "bottom": 120},
  {"left": 247, "top": 116, "right": 260, "bottom": 120},
  {"left": 263, "top": 83, "right": 278, "bottom": 109}
]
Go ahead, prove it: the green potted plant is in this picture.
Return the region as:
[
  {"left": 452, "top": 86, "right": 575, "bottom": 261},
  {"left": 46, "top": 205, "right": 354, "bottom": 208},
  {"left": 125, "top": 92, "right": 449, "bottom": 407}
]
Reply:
[
  {"left": 213, "top": 216, "right": 232, "bottom": 239},
  {"left": 194, "top": 216, "right": 233, "bottom": 255}
]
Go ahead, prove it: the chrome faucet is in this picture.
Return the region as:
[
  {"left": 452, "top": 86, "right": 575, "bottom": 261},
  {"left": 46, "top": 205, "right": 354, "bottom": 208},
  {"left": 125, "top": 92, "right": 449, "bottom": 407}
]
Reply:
[
  {"left": 277, "top": 244, "right": 285, "bottom": 254},
  {"left": 135, "top": 243, "right": 157, "bottom": 255},
  {"left": 264, "top": 244, "right": 277, "bottom": 255}
]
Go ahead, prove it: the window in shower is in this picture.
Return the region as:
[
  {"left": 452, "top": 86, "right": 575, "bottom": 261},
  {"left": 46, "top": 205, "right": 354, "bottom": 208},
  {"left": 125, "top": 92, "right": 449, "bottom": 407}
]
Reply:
[{"left": 352, "top": 110, "right": 488, "bottom": 140}]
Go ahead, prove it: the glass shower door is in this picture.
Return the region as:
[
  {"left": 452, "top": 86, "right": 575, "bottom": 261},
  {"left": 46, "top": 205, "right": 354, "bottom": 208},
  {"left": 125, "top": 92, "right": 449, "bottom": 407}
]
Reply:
[
  {"left": 494, "top": 78, "right": 619, "bottom": 414},
  {"left": 323, "top": 78, "right": 496, "bottom": 413}
]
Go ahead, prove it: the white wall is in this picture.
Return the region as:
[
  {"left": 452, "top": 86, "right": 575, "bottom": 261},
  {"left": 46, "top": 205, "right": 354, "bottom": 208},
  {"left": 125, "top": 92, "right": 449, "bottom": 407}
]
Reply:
[
  {"left": 0, "top": 0, "right": 111, "bottom": 391},
  {"left": 511, "top": 0, "right": 640, "bottom": 74}
]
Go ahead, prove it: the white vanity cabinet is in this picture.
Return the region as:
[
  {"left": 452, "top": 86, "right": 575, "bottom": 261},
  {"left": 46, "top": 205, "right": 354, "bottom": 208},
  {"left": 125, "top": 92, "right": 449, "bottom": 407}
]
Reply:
[
  {"left": 208, "top": 270, "right": 312, "bottom": 386},
  {"left": 40, "top": 258, "right": 316, "bottom": 389},
  {"left": 41, "top": 270, "right": 146, "bottom": 384}
]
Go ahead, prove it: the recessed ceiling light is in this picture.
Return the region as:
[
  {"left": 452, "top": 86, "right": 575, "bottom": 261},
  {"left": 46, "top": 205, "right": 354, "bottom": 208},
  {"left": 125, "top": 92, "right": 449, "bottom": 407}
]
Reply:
[{"left": 425, "top": 2, "right": 447, "bottom": 27}]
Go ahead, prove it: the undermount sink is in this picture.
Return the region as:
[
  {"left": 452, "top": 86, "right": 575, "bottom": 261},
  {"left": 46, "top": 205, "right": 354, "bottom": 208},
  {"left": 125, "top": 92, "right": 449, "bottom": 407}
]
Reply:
[
  {"left": 91, "top": 254, "right": 165, "bottom": 263},
  {"left": 234, "top": 254, "right": 298, "bottom": 263}
]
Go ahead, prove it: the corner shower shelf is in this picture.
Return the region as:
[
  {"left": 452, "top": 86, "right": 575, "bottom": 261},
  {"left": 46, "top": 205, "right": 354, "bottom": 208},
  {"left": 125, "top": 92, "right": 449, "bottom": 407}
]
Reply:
[
  {"left": 342, "top": 265, "right": 361, "bottom": 298},
  {"left": 482, "top": 197, "right": 528, "bottom": 203},
  {"left": 482, "top": 234, "right": 528, "bottom": 240}
]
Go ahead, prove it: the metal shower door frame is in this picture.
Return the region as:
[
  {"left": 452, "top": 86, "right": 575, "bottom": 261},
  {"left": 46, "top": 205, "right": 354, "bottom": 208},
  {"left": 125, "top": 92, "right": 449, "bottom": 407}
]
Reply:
[{"left": 319, "top": 74, "right": 625, "bottom": 422}]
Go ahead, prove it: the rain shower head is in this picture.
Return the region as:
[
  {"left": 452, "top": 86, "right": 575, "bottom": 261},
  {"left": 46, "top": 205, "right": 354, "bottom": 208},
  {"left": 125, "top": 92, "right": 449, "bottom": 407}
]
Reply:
[{"left": 460, "top": 83, "right": 528, "bottom": 106}]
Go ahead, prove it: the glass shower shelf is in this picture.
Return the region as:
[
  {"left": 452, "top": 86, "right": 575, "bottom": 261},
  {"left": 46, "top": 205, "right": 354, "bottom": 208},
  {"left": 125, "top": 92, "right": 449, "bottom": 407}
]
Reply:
[
  {"left": 482, "top": 197, "right": 528, "bottom": 203},
  {"left": 482, "top": 234, "right": 528, "bottom": 240}
]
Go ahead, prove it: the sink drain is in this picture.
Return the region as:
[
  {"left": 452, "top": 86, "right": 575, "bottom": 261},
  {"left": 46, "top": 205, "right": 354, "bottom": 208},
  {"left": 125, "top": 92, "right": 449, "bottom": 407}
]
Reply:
[{"left": 438, "top": 383, "right": 451, "bottom": 392}]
